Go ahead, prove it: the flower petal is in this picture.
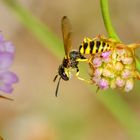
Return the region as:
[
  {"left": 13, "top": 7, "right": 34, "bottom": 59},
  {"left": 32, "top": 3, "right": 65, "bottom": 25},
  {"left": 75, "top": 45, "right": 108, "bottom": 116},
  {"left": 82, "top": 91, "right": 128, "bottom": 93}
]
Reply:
[
  {"left": 124, "top": 79, "right": 134, "bottom": 92},
  {"left": 0, "top": 83, "right": 13, "bottom": 93},
  {"left": 92, "top": 57, "right": 102, "bottom": 67},
  {"left": 94, "top": 68, "right": 103, "bottom": 77},
  {"left": 116, "top": 77, "right": 125, "bottom": 87},
  {"left": 98, "top": 78, "right": 109, "bottom": 89},
  {"left": 4, "top": 41, "right": 15, "bottom": 53},
  {"left": 101, "top": 51, "right": 111, "bottom": 58},
  {"left": 0, "top": 71, "right": 19, "bottom": 84},
  {"left": 0, "top": 33, "right": 18, "bottom": 94},
  {"left": 0, "top": 34, "right": 4, "bottom": 42},
  {"left": 0, "top": 52, "right": 13, "bottom": 70}
]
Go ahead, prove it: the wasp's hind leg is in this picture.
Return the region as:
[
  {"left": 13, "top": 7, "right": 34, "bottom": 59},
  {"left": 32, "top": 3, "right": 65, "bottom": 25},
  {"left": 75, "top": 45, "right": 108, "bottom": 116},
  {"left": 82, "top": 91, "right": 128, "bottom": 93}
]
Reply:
[
  {"left": 75, "top": 67, "right": 92, "bottom": 84},
  {"left": 127, "top": 43, "right": 140, "bottom": 49},
  {"left": 135, "top": 71, "right": 140, "bottom": 80}
]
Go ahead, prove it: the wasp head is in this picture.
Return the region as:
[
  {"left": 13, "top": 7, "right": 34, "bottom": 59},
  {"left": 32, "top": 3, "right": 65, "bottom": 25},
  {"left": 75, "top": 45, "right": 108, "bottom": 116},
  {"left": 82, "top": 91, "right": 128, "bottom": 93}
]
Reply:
[
  {"left": 53, "top": 63, "right": 69, "bottom": 97},
  {"left": 58, "top": 64, "right": 69, "bottom": 81}
]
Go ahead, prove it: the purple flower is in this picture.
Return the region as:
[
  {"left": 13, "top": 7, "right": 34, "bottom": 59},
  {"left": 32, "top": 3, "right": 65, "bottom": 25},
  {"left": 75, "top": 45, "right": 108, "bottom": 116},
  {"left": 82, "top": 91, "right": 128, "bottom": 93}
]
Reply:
[
  {"left": 89, "top": 35, "right": 140, "bottom": 92},
  {"left": 98, "top": 78, "right": 109, "bottom": 89},
  {"left": 0, "top": 71, "right": 18, "bottom": 93},
  {"left": 124, "top": 79, "right": 134, "bottom": 92},
  {"left": 101, "top": 51, "right": 111, "bottom": 58},
  {"left": 94, "top": 68, "right": 102, "bottom": 77},
  {"left": 122, "top": 57, "right": 133, "bottom": 65},
  {"left": 0, "top": 34, "right": 18, "bottom": 93},
  {"left": 121, "top": 69, "right": 131, "bottom": 79},
  {"left": 116, "top": 77, "right": 125, "bottom": 87},
  {"left": 92, "top": 57, "right": 102, "bottom": 67},
  {"left": 0, "top": 52, "right": 14, "bottom": 70}
]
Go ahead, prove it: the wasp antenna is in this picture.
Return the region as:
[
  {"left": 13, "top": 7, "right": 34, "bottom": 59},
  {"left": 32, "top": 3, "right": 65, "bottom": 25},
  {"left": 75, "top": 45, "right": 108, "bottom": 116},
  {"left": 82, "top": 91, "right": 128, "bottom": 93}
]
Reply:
[
  {"left": 53, "top": 74, "right": 58, "bottom": 82},
  {"left": 55, "top": 77, "right": 62, "bottom": 97}
]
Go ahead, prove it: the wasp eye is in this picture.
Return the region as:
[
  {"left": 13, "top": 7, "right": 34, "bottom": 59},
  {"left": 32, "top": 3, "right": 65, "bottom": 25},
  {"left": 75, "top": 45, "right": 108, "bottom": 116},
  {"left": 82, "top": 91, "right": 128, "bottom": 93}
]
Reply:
[
  {"left": 58, "top": 66, "right": 69, "bottom": 81},
  {"left": 62, "top": 72, "right": 69, "bottom": 81}
]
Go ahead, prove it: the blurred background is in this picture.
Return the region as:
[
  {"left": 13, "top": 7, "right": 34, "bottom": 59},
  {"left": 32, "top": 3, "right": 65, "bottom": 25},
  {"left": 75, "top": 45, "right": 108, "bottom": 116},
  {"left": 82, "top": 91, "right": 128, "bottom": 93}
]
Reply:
[{"left": 0, "top": 0, "right": 140, "bottom": 140}]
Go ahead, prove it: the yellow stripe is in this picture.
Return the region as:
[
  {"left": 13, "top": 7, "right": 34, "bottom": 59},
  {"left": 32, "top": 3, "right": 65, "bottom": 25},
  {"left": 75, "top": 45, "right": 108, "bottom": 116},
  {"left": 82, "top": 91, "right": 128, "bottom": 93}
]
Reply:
[
  {"left": 80, "top": 45, "right": 84, "bottom": 54},
  {"left": 92, "top": 41, "right": 96, "bottom": 54},
  {"left": 107, "top": 45, "right": 111, "bottom": 51},
  {"left": 98, "top": 41, "right": 103, "bottom": 53},
  {"left": 103, "top": 43, "right": 107, "bottom": 52},
  {"left": 85, "top": 42, "right": 90, "bottom": 54}
]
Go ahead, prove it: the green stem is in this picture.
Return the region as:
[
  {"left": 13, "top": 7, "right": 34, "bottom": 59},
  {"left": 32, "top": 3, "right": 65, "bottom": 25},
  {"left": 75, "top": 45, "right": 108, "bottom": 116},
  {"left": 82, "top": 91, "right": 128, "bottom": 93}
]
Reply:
[
  {"left": 100, "top": 0, "right": 120, "bottom": 41},
  {"left": 136, "top": 58, "right": 140, "bottom": 72},
  {"left": 3, "top": 0, "right": 63, "bottom": 58},
  {"left": 100, "top": 0, "right": 140, "bottom": 73},
  {"left": 100, "top": 0, "right": 140, "bottom": 139}
]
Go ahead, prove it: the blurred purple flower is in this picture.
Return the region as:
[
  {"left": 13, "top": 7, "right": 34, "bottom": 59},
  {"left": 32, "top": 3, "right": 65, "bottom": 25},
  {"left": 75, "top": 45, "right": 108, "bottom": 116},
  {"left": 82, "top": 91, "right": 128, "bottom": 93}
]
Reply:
[{"left": 0, "top": 34, "right": 18, "bottom": 93}]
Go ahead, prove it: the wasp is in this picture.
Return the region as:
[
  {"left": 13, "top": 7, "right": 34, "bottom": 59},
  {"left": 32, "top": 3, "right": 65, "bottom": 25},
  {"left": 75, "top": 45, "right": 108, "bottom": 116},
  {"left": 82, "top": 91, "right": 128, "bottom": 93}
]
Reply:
[
  {"left": 53, "top": 16, "right": 87, "bottom": 97},
  {"left": 54, "top": 16, "right": 118, "bottom": 96},
  {"left": 79, "top": 35, "right": 119, "bottom": 55}
]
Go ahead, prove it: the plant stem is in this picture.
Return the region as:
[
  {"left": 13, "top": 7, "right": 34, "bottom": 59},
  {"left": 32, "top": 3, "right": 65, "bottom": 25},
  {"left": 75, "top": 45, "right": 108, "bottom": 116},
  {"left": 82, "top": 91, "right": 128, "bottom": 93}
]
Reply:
[
  {"left": 100, "top": 0, "right": 140, "bottom": 75},
  {"left": 100, "top": 0, "right": 140, "bottom": 139},
  {"left": 136, "top": 58, "right": 140, "bottom": 71},
  {"left": 3, "top": 0, "right": 63, "bottom": 58},
  {"left": 100, "top": 0, "right": 120, "bottom": 41}
]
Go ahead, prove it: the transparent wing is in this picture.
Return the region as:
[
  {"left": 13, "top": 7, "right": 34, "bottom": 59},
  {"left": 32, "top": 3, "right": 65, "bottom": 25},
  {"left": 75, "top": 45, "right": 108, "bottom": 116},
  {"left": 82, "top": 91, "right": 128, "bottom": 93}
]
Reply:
[{"left": 61, "top": 16, "right": 72, "bottom": 58}]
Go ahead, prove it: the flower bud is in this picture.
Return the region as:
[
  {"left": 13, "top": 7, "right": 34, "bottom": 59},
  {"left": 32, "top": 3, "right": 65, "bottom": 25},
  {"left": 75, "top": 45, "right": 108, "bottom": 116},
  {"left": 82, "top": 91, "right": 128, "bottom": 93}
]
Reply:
[
  {"left": 98, "top": 78, "right": 109, "bottom": 89},
  {"left": 89, "top": 36, "right": 140, "bottom": 92},
  {"left": 92, "top": 57, "right": 102, "bottom": 67},
  {"left": 116, "top": 77, "right": 125, "bottom": 88},
  {"left": 115, "top": 62, "right": 124, "bottom": 71},
  {"left": 124, "top": 78, "right": 134, "bottom": 92}
]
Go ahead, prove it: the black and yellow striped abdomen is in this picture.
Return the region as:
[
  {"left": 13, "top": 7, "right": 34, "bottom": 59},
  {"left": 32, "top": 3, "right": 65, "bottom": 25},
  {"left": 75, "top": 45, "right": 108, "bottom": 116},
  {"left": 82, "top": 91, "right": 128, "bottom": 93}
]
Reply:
[{"left": 79, "top": 37, "right": 113, "bottom": 54}]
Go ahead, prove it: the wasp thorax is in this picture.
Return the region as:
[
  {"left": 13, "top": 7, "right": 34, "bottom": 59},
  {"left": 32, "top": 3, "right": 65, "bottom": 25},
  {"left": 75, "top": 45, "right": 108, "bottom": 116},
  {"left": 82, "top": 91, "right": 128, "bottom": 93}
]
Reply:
[
  {"left": 69, "top": 51, "right": 80, "bottom": 59},
  {"left": 89, "top": 44, "right": 139, "bottom": 92}
]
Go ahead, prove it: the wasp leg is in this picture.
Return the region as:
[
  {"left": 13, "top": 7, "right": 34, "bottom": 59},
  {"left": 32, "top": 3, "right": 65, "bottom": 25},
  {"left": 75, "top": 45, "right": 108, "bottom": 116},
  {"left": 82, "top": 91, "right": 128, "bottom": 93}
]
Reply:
[
  {"left": 97, "top": 34, "right": 107, "bottom": 40},
  {"left": 135, "top": 71, "right": 140, "bottom": 80},
  {"left": 87, "top": 57, "right": 95, "bottom": 68},
  {"left": 116, "top": 43, "right": 129, "bottom": 49},
  {"left": 127, "top": 43, "right": 140, "bottom": 49},
  {"left": 76, "top": 58, "right": 88, "bottom": 62},
  {"left": 97, "top": 34, "right": 114, "bottom": 42},
  {"left": 90, "top": 34, "right": 106, "bottom": 41},
  {"left": 83, "top": 34, "right": 105, "bottom": 43},
  {"left": 98, "top": 34, "right": 120, "bottom": 44},
  {"left": 90, "top": 34, "right": 105, "bottom": 42},
  {"left": 75, "top": 67, "right": 92, "bottom": 84}
]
